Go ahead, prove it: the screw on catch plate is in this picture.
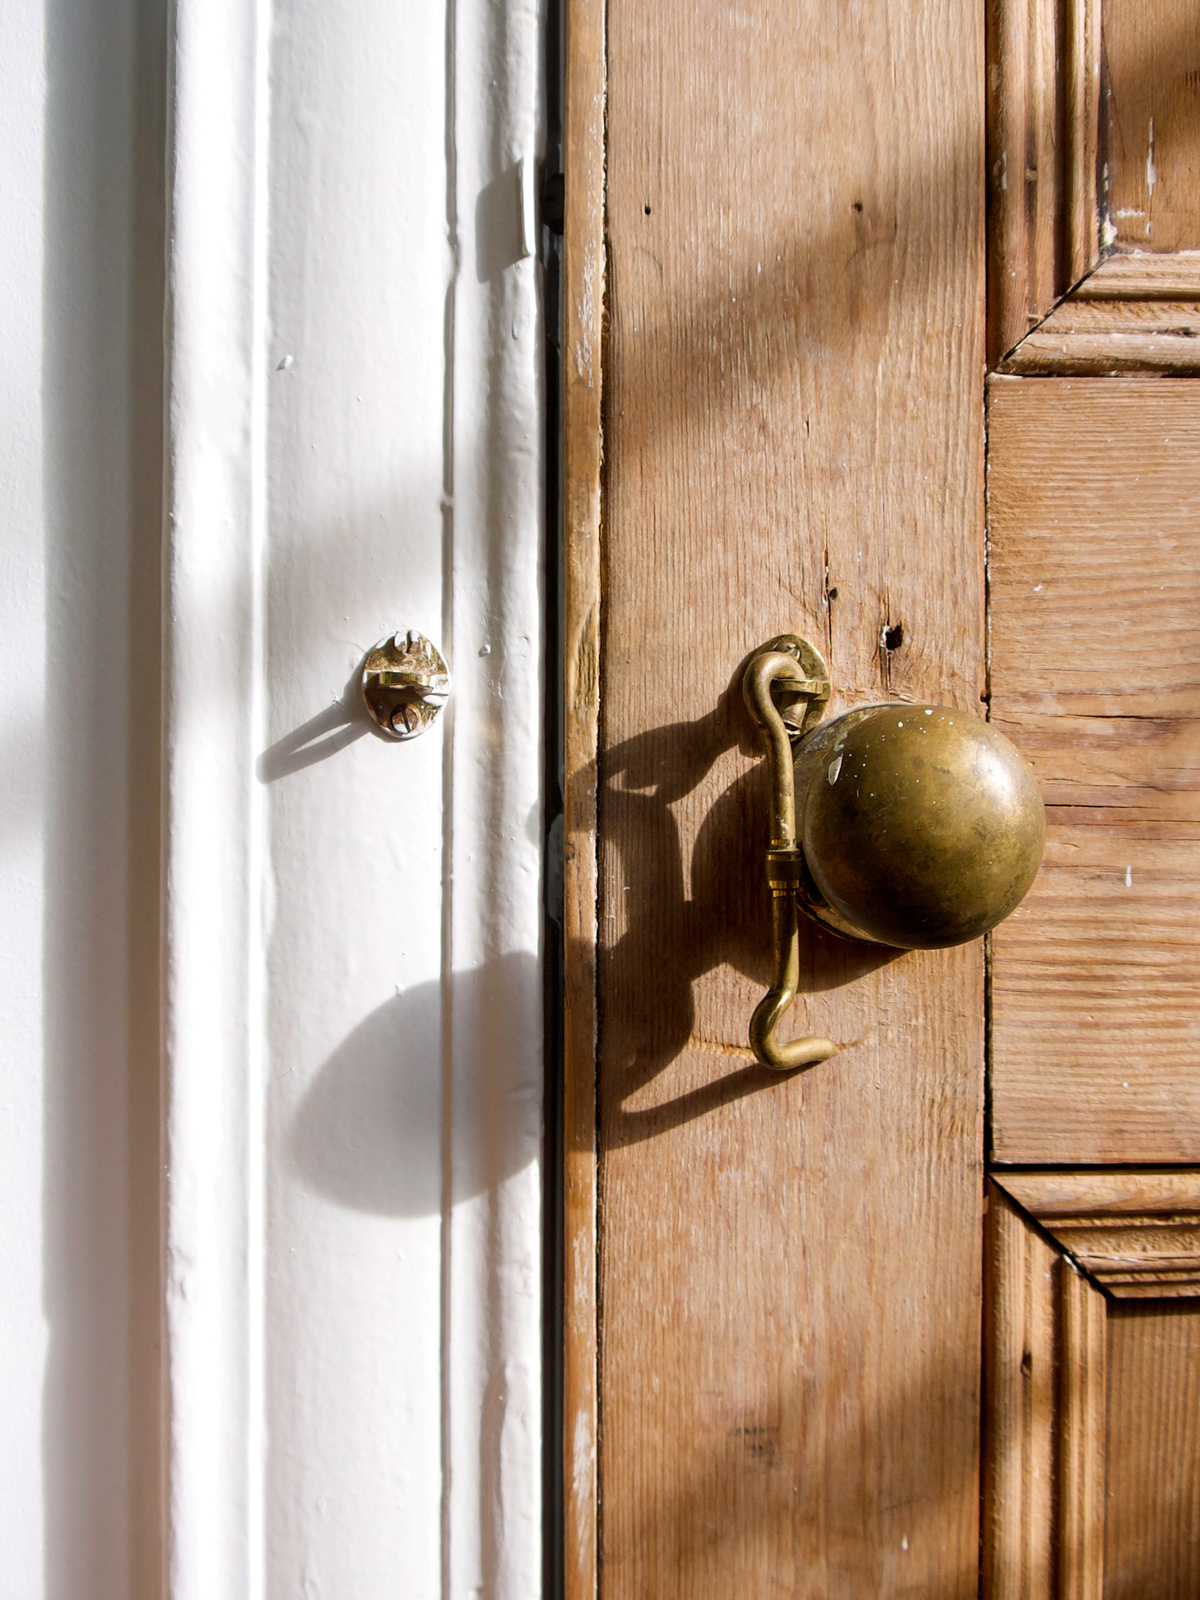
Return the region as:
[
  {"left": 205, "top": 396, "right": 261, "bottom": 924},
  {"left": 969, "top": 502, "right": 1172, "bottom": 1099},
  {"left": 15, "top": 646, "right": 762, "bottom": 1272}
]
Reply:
[{"left": 361, "top": 630, "right": 451, "bottom": 741}]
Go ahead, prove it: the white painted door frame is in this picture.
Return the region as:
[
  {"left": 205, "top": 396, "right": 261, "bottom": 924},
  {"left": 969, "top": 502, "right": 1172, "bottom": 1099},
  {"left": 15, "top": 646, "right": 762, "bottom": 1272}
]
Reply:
[
  {"left": 165, "top": 0, "right": 546, "bottom": 1593},
  {"left": 3, "top": 0, "right": 546, "bottom": 1586}
]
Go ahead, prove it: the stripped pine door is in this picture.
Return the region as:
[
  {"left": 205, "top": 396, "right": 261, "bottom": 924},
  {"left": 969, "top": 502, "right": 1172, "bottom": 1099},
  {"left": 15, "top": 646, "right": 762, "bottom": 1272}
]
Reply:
[
  {"left": 983, "top": 2, "right": 1200, "bottom": 1592},
  {"left": 561, "top": 0, "right": 1200, "bottom": 1593}
]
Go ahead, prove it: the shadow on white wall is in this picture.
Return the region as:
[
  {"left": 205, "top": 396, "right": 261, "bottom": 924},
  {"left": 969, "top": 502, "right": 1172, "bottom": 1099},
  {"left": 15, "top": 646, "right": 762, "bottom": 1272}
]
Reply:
[{"left": 290, "top": 951, "right": 541, "bottom": 1215}]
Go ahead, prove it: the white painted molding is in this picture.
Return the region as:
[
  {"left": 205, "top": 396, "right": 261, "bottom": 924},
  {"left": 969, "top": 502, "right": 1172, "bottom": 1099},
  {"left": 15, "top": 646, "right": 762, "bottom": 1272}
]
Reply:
[
  {"left": 163, "top": 0, "right": 268, "bottom": 1592},
  {"left": 164, "top": 0, "right": 544, "bottom": 1593},
  {"left": 0, "top": 4, "right": 47, "bottom": 1592},
  {"left": 446, "top": 0, "right": 545, "bottom": 1590}
]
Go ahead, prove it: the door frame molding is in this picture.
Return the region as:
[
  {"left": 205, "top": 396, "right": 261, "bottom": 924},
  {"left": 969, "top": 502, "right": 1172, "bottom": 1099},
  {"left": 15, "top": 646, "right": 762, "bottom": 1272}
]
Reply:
[
  {"left": 561, "top": 0, "right": 606, "bottom": 1594},
  {"left": 165, "top": 0, "right": 547, "bottom": 1590},
  {"left": 163, "top": 2, "right": 271, "bottom": 1586}
]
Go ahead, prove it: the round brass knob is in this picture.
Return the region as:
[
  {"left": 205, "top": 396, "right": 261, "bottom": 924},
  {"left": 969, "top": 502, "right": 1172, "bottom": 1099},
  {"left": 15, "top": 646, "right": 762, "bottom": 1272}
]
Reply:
[{"left": 795, "top": 704, "right": 1045, "bottom": 948}]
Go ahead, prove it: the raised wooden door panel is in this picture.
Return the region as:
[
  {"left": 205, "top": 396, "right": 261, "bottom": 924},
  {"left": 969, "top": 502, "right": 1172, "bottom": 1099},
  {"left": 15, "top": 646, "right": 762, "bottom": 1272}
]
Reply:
[
  {"left": 984, "top": 1181, "right": 1200, "bottom": 1597},
  {"left": 595, "top": 0, "right": 987, "bottom": 1592},
  {"left": 988, "top": 379, "right": 1200, "bottom": 1164},
  {"left": 1100, "top": 0, "right": 1200, "bottom": 256},
  {"left": 986, "top": 0, "right": 1200, "bottom": 367}
]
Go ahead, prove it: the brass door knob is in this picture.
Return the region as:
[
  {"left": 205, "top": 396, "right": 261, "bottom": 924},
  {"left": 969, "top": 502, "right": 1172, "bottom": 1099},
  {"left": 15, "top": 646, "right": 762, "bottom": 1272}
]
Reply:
[{"left": 742, "top": 634, "right": 1044, "bottom": 1069}]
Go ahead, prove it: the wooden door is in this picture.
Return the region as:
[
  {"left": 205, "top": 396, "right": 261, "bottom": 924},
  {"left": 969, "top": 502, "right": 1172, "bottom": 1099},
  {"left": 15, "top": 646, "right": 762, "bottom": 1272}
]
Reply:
[{"left": 561, "top": 0, "right": 1200, "bottom": 1593}]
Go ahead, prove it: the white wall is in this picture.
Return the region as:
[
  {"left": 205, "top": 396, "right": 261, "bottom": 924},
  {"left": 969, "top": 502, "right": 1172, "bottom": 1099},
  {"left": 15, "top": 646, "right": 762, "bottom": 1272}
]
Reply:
[
  {"left": 1, "top": 0, "right": 166, "bottom": 1593},
  {"left": 0, "top": 0, "right": 544, "bottom": 1590}
]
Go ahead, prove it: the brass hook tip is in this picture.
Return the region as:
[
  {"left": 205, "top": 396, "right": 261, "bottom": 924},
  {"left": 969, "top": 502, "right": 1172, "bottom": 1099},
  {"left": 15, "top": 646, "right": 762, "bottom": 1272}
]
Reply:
[
  {"left": 752, "top": 1033, "right": 838, "bottom": 1072},
  {"left": 749, "top": 990, "right": 837, "bottom": 1071}
]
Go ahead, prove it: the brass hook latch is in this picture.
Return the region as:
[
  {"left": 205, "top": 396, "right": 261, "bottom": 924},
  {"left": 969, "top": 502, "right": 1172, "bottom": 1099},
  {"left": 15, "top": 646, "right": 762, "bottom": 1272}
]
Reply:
[
  {"left": 741, "top": 631, "right": 1045, "bottom": 1071},
  {"left": 742, "top": 636, "right": 837, "bottom": 1071}
]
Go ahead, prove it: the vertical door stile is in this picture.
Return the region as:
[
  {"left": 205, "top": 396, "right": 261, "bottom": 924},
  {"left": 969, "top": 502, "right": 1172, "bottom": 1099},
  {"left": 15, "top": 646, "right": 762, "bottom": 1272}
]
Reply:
[{"left": 561, "top": 0, "right": 606, "bottom": 1594}]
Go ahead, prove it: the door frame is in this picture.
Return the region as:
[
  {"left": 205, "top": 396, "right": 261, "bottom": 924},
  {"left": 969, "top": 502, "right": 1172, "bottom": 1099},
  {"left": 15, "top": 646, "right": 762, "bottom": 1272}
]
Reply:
[
  {"left": 561, "top": 1, "right": 605, "bottom": 1594},
  {"left": 164, "top": 0, "right": 547, "bottom": 1591}
]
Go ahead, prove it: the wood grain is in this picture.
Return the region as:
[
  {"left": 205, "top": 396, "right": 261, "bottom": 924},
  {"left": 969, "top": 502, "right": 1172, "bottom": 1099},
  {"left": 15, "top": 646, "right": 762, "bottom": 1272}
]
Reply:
[
  {"left": 1105, "top": 1301, "right": 1200, "bottom": 1597},
  {"left": 1059, "top": 1262, "right": 1107, "bottom": 1600},
  {"left": 988, "top": 379, "right": 1200, "bottom": 1164},
  {"left": 986, "top": 1182, "right": 1200, "bottom": 1593},
  {"left": 998, "top": 1170, "right": 1200, "bottom": 1215},
  {"left": 998, "top": 1171, "right": 1200, "bottom": 1297},
  {"left": 598, "top": 0, "right": 986, "bottom": 1591},
  {"left": 983, "top": 1184, "right": 1058, "bottom": 1600},
  {"left": 1102, "top": 0, "right": 1200, "bottom": 255},
  {"left": 983, "top": 1182, "right": 1107, "bottom": 1599},
  {"left": 562, "top": 0, "right": 605, "bottom": 1590},
  {"left": 987, "top": 0, "right": 1102, "bottom": 364},
  {"left": 999, "top": 252, "right": 1200, "bottom": 376},
  {"left": 1073, "top": 251, "right": 1200, "bottom": 300},
  {"left": 1065, "top": 0, "right": 1102, "bottom": 287},
  {"left": 999, "top": 298, "right": 1200, "bottom": 374},
  {"left": 987, "top": 0, "right": 1049, "bottom": 363}
]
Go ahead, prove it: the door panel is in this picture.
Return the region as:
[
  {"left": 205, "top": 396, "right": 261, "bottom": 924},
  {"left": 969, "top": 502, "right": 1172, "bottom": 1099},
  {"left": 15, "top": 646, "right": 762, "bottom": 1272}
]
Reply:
[
  {"left": 989, "top": 380, "right": 1200, "bottom": 1163},
  {"left": 1102, "top": 0, "right": 1200, "bottom": 255},
  {"left": 576, "top": 0, "right": 1200, "bottom": 1591},
  {"left": 1105, "top": 1300, "right": 1200, "bottom": 1596},
  {"left": 979, "top": 5, "right": 1200, "bottom": 1582},
  {"left": 597, "top": 0, "right": 986, "bottom": 1590},
  {"left": 984, "top": 1180, "right": 1200, "bottom": 1596}
]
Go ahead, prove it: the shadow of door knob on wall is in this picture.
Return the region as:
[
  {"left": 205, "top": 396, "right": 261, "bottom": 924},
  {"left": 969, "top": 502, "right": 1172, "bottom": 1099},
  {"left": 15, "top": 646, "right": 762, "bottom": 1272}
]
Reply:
[{"left": 742, "top": 634, "right": 1045, "bottom": 1070}]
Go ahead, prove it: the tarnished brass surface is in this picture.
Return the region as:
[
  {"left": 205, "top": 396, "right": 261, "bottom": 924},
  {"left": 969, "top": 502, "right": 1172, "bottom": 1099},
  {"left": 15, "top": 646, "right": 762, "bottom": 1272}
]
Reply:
[
  {"left": 748, "top": 884, "right": 837, "bottom": 1071},
  {"left": 744, "top": 633, "right": 831, "bottom": 741},
  {"left": 798, "top": 705, "right": 1045, "bottom": 949},
  {"left": 361, "top": 630, "right": 451, "bottom": 740},
  {"left": 741, "top": 634, "right": 1046, "bottom": 1067},
  {"left": 741, "top": 637, "right": 837, "bottom": 1069}
]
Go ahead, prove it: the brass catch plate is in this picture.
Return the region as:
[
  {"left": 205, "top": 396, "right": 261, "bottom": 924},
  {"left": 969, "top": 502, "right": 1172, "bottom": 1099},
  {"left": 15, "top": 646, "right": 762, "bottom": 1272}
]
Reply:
[
  {"left": 361, "top": 630, "right": 451, "bottom": 741},
  {"left": 750, "top": 634, "right": 831, "bottom": 740}
]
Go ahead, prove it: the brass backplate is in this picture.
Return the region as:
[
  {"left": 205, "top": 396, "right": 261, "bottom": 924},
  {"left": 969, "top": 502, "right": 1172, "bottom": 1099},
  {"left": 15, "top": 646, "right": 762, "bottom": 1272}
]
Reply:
[{"left": 750, "top": 633, "right": 831, "bottom": 740}]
